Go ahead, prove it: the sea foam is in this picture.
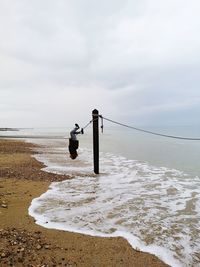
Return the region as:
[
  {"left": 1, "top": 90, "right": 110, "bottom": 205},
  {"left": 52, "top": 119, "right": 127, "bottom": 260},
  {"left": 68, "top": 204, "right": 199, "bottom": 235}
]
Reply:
[{"left": 29, "top": 140, "right": 200, "bottom": 267}]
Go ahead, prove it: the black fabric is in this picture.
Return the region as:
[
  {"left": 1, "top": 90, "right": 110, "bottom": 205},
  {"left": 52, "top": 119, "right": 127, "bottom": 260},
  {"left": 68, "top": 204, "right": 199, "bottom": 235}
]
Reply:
[{"left": 68, "top": 139, "right": 79, "bottom": 154}]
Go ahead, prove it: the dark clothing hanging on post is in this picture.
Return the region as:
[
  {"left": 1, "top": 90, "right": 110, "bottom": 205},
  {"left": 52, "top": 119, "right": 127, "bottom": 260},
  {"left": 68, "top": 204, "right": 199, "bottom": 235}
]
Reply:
[
  {"left": 68, "top": 138, "right": 79, "bottom": 154},
  {"left": 68, "top": 124, "right": 83, "bottom": 160}
]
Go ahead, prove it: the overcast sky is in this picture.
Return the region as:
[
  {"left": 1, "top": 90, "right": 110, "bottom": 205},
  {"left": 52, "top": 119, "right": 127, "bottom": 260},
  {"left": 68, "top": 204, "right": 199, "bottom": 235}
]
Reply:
[{"left": 1, "top": 0, "right": 200, "bottom": 127}]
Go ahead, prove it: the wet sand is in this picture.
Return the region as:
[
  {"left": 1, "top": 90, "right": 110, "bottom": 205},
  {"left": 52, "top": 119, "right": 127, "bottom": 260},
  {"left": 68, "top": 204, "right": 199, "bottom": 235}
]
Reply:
[{"left": 0, "top": 139, "right": 169, "bottom": 267}]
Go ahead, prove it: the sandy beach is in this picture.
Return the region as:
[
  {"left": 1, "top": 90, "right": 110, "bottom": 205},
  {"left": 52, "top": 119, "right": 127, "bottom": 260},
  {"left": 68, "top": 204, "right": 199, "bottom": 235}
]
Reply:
[{"left": 0, "top": 139, "right": 169, "bottom": 267}]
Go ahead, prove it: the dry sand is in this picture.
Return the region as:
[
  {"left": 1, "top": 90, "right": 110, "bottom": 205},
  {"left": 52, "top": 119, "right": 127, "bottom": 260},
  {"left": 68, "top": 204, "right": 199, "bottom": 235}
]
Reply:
[{"left": 0, "top": 139, "right": 169, "bottom": 267}]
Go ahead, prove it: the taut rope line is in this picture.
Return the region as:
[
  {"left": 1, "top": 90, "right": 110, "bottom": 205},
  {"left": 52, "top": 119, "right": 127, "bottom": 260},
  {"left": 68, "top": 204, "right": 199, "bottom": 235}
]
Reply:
[{"left": 102, "top": 116, "right": 200, "bottom": 141}]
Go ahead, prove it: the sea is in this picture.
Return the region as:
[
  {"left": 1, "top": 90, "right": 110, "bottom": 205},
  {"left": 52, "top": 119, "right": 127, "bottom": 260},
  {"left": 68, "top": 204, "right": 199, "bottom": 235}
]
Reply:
[{"left": 3, "top": 125, "right": 200, "bottom": 267}]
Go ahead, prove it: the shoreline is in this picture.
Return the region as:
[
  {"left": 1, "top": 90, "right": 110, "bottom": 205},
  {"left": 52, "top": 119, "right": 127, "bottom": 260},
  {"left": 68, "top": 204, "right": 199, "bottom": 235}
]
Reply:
[
  {"left": 0, "top": 128, "right": 18, "bottom": 131},
  {"left": 0, "top": 139, "right": 169, "bottom": 266}
]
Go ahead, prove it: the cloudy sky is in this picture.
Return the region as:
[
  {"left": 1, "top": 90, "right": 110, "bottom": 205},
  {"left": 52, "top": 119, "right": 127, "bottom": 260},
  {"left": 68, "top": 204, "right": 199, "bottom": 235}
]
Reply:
[{"left": 1, "top": 0, "right": 200, "bottom": 127}]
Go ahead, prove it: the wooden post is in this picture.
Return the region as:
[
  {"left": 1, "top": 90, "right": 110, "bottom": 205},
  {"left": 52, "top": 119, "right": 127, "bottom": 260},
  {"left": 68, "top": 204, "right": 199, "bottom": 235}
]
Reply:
[{"left": 92, "top": 109, "right": 99, "bottom": 174}]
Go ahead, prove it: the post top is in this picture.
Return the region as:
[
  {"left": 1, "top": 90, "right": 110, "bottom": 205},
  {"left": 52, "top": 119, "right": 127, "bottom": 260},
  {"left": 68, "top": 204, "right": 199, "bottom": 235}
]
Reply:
[{"left": 92, "top": 109, "right": 99, "bottom": 114}]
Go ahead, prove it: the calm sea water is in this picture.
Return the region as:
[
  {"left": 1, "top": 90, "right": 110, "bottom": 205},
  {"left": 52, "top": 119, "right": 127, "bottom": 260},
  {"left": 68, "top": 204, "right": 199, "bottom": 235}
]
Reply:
[{"left": 3, "top": 126, "right": 200, "bottom": 266}]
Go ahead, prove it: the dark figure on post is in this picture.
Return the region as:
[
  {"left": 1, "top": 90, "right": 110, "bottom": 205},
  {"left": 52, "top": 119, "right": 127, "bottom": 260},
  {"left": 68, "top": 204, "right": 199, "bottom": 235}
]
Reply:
[{"left": 68, "top": 124, "right": 83, "bottom": 159}]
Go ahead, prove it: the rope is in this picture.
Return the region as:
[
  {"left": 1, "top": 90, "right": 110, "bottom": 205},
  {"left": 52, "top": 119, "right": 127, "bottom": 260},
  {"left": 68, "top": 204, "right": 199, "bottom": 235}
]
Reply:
[
  {"left": 102, "top": 116, "right": 200, "bottom": 141},
  {"left": 82, "top": 117, "right": 99, "bottom": 130},
  {"left": 82, "top": 120, "right": 93, "bottom": 130},
  {"left": 2, "top": 116, "right": 198, "bottom": 141},
  {"left": 100, "top": 116, "right": 104, "bottom": 133}
]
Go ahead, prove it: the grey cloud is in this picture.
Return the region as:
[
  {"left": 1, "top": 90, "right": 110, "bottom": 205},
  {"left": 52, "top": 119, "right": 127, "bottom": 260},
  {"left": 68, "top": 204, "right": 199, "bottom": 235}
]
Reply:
[{"left": 0, "top": 0, "right": 200, "bottom": 126}]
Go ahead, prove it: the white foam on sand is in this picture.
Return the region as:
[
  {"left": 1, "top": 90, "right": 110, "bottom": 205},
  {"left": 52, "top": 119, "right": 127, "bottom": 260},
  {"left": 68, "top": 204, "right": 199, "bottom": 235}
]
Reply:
[{"left": 29, "top": 143, "right": 200, "bottom": 267}]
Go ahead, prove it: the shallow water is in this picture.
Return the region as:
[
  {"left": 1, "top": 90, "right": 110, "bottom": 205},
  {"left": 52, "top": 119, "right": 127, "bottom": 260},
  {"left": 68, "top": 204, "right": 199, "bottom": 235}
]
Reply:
[{"left": 3, "top": 126, "right": 200, "bottom": 266}]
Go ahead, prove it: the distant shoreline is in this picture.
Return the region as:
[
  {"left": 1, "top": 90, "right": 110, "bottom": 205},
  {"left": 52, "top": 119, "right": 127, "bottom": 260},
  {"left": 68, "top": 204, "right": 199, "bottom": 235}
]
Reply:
[{"left": 0, "top": 128, "right": 19, "bottom": 131}]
